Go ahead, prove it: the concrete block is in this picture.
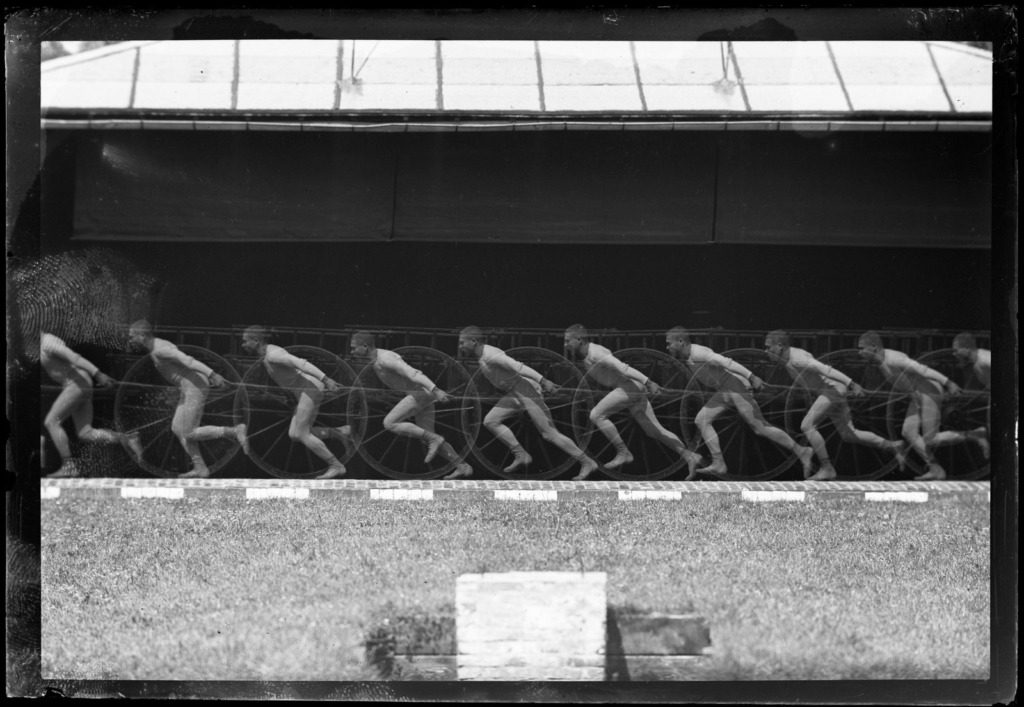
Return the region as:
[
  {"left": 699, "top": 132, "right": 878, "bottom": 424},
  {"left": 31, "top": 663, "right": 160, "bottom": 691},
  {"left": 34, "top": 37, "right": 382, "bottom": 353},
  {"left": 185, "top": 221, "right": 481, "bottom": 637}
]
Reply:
[{"left": 457, "top": 571, "right": 607, "bottom": 680}]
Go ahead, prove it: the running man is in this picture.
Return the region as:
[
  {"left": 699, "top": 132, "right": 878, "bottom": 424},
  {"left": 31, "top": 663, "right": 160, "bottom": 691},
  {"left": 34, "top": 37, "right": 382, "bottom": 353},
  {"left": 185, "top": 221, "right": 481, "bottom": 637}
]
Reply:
[
  {"left": 128, "top": 319, "right": 248, "bottom": 478},
  {"left": 858, "top": 331, "right": 988, "bottom": 480},
  {"left": 564, "top": 324, "right": 702, "bottom": 478},
  {"left": 241, "top": 325, "right": 352, "bottom": 479},
  {"left": 459, "top": 326, "right": 599, "bottom": 480},
  {"left": 765, "top": 330, "right": 905, "bottom": 480},
  {"left": 665, "top": 327, "right": 814, "bottom": 478},
  {"left": 952, "top": 332, "right": 991, "bottom": 390},
  {"left": 350, "top": 331, "right": 472, "bottom": 480},
  {"left": 41, "top": 331, "right": 143, "bottom": 478}
]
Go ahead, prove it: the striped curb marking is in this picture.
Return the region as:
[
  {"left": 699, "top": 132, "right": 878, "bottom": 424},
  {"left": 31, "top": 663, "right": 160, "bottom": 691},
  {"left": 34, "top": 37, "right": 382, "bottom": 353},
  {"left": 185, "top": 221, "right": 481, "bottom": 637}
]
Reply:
[{"left": 40, "top": 479, "right": 989, "bottom": 505}]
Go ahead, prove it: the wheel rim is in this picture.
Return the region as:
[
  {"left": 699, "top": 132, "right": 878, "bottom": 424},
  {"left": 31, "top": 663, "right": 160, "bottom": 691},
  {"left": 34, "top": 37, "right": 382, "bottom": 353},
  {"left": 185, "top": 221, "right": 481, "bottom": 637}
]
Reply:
[
  {"left": 785, "top": 350, "right": 901, "bottom": 481},
  {"left": 679, "top": 348, "right": 798, "bottom": 481},
  {"left": 463, "top": 347, "right": 589, "bottom": 480},
  {"left": 569, "top": 348, "right": 692, "bottom": 481},
  {"left": 350, "top": 346, "right": 475, "bottom": 480},
  {"left": 114, "top": 345, "right": 243, "bottom": 477},
  {"left": 236, "top": 346, "right": 359, "bottom": 479}
]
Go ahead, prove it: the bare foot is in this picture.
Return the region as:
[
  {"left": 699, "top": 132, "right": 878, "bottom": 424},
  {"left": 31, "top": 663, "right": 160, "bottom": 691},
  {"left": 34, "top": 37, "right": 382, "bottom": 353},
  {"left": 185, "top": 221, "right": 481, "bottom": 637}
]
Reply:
[
  {"left": 915, "top": 464, "right": 946, "bottom": 481},
  {"left": 573, "top": 458, "right": 599, "bottom": 481},
  {"left": 424, "top": 433, "right": 444, "bottom": 463},
  {"left": 798, "top": 446, "right": 815, "bottom": 477},
  {"left": 503, "top": 453, "right": 533, "bottom": 474},
  {"left": 444, "top": 463, "right": 473, "bottom": 480},
  {"left": 317, "top": 462, "right": 347, "bottom": 480},
  {"left": 697, "top": 459, "right": 728, "bottom": 477},
  {"left": 605, "top": 451, "right": 634, "bottom": 470},
  {"left": 682, "top": 450, "right": 703, "bottom": 481},
  {"left": 808, "top": 466, "right": 837, "bottom": 481}
]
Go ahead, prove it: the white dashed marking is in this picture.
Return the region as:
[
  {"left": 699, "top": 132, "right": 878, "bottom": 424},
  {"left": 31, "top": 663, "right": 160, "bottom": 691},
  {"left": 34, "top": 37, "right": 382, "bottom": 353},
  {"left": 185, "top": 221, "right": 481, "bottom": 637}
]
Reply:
[
  {"left": 121, "top": 487, "right": 185, "bottom": 500},
  {"left": 370, "top": 489, "right": 434, "bottom": 500},
  {"left": 864, "top": 491, "right": 928, "bottom": 503},
  {"left": 41, "top": 487, "right": 61, "bottom": 500},
  {"left": 742, "top": 490, "right": 806, "bottom": 502},
  {"left": 618, "top": 490, "right": 682, "bottom": 501},
  {"left": 246, "top": 488, "right": 310, "bottom": 500},
  {"left": 494, "top": 490, "right": 558, "bottom": 501}
]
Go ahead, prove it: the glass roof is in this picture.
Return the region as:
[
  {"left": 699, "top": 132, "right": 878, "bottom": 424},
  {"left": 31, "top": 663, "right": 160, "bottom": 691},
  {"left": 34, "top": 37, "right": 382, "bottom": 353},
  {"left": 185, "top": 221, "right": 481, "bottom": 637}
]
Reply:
[{"left": 41, "top": 40, "right": 992, "bottom": 121}]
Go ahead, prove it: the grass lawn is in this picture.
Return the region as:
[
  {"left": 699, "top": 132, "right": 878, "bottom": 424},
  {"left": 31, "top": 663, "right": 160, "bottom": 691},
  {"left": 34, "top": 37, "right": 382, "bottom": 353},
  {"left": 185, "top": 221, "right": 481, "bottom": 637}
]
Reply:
[{"left": 41, "top": 494, "right": 989, "bottom": 681}]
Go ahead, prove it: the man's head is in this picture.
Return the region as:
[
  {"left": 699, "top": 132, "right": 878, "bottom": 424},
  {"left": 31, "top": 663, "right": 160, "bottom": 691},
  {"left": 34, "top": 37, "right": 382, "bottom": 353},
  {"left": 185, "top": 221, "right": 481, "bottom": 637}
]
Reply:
[
  {"left": 241, "top": 325, "right": 270, "bottom": 355},
  {"left": 458, "top": 326, "right": 486, "bottom": 357},
  {"left": 665, "top": 326, "right": 692, "bottom": 360},
  {"left": 350, "top": 331, "right": 376, "bottom": 359},
  {"left": 952, "top": 332, "right": 978, "bottom": 367},
  {"left": 563, "top": 324, "right": 589, "bottom": 355},
  {"left": 857, "top": 331, "right": 885, "bottom": 363},
  {"left": 764, "top": 329, "right": 790, "bottom": 359},
  {"left": 128, "top": 319, "right": 154, "bottom": 351}
]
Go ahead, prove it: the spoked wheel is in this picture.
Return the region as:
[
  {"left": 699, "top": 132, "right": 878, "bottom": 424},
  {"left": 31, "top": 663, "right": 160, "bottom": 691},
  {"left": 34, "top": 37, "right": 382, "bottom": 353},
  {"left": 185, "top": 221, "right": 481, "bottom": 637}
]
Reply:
[
  {"left": 679, "top": 348, "right": 799, "bottom": 481},
  {"left": 571, "top": 348, "right": 693, "bottom": 481},
  {"left": 889, "top": 349, "right": 990, "bottom": 480},
  {"left": 784, "top": 350, "right": 902, "bottom": 480},
  {"left": 114, "top": 345, "right": 244, "bottom": 477},
  {"left": 462, "top": 347, "right": 591, "bottom": 480},
  {"left": 235, "top": 346, "right": 361, "bottom": 479},
  {"left": 349, "top": 346, "right": 477, "bottom": 480}
]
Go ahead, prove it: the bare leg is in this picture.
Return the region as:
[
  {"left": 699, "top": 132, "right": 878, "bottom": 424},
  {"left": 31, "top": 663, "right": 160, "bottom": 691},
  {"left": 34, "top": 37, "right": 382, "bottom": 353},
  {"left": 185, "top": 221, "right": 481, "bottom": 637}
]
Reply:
[
  {"left": 915, "top": 394, "right": 948, "bottom": 480},
  {"left": 171, "top": 385, "right": 212, "bottom": 475},
  {"left": 695, "top": 404, "right": 727, "bottom": 475},
  {"left": 485, "top": 399, "right": 531, "bottom": 472},
  {"left": 590, "top": 387, "right": 634, "bottom": 468},
  {"left": 899, "top": 396, "right": 936, "bottom": 479},
  {"left": 520, "top": 394, "right": 599, "bottom": 479},
  {"left": 731, "top": 393, "right": 814, "bottom": 476},
  {"left": 44, "top": 385, "right": 88, "bottom": 463},
  {"left": 632, "top": 401, "right": 702, "bottom": 479},
  {"left": 800, "top": 396, "right": 832, "bottom": 479}
]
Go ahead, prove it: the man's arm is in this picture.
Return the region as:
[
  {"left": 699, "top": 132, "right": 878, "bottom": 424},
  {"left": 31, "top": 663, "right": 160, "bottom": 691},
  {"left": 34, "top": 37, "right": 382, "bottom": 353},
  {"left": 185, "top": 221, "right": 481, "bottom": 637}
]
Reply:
[
  {"left": 795, "top": 351, "right": 855, "bottom": 389},
  {"left": 155, "top": 343, "right": 216, "bottom": 378},
  {"left": 268, "top": 348, "right": 329, "bottom": 383},
  {"left": 694, "top": 347, "right": 759, "bottom": 388},
  {"left": 381, "top": 354, "right": 441, "bottom": 396},
  {"left": 889, "top": 351, "right": 959, "bottom": 394},
  {"left": 45, "top": 337, "right": 101, "bottom": 377},
  {"left": 490, "top": 351, "right": 556, "bottom": 392}
]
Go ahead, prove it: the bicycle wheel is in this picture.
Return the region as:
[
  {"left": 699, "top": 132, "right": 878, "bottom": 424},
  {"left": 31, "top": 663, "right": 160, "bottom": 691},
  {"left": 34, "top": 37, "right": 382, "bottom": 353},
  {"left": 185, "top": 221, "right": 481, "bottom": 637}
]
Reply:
[
  {"left": 114, "top": 345, "right": 244, "bottom": 477},
  {"left": 235, "top": 346, "right": 360, "bottom": 479},
  {"left": 349, "top": 346, "right": 476, "bottom": 480},
  {"left": 784, "top": 350, "right": 901, "bottom": 480},
  {"left": 901, "top": 349, "right": 990, "bottom": 480},
  {"left": 679, "top": 348, "right": 799, "bottom": 481},
  {"left": 570, "top": 348, "right": 693, "bottom": 481},
  {"left": 462, "top": 347, "right": 591, "bottom": 480}
]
